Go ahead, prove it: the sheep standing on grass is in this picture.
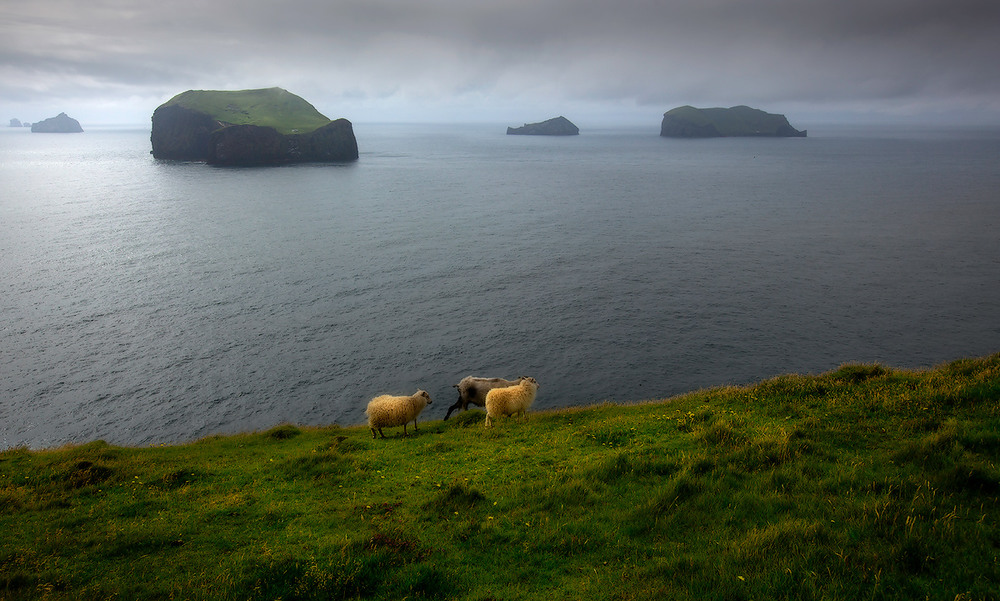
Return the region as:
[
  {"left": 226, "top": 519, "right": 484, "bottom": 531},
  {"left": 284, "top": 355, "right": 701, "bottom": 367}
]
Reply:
[
  {"left": 484, "top": 377, "right": 539, "bottom": 427},
  {"left": 365, "top": 390, "right": 432, "bottom": 439},
  {"left": 445, "top": 376, "right": 521, "bottom": 420}
]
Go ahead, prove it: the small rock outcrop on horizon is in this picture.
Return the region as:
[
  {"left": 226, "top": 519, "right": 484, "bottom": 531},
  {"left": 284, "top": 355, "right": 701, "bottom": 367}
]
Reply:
[
  {"left": 660, "top": 105, "right": 806, "bottom": 138},
  {"left": 30, "top": 113, "right": 83, "bottom": 133},
  {"left": 9, "top": 118, "right": 23, "bottom": 127},
  {"left": 150, "top": 87, "right": 358, "bottom": 165},
  {"left": 507, "top": 116, "right": 580, "bottom": 136}
]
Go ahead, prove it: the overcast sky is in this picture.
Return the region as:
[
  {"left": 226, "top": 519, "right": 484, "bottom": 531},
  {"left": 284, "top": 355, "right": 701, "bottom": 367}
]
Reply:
[{"left": 2, "top": 0, "right": 999, "bottom": 127}]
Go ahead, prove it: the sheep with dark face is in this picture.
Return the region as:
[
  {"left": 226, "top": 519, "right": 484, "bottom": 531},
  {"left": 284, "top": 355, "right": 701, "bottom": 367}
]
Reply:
[
  {"left": 365, "top": 390, "right": 432, "bottom": 439},
  {"left": 485, "top": 376, "right": 539, "bottom": 427},
  {"left": 445, "top": 376, "right": 521, "bottom": 420}
]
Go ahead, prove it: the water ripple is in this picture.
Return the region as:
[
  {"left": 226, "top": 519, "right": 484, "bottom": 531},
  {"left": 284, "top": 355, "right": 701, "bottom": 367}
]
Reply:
[{"left": 1, "top": 125, "right": 998, "bottom": 448}]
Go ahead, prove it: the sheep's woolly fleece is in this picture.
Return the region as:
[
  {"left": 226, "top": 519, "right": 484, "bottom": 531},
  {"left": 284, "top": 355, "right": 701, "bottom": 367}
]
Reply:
[
  {"left": 484, "top": 377, "right": 539, "bottom": 427},
  {"left": 446, "top": 376, "right": 521, "bottom": 419},
  {"left": 366, "top": 390, "right": 432, "bottom": 438}
]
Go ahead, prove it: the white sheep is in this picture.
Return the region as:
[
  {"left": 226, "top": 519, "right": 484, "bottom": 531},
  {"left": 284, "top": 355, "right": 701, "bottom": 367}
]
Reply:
[
  {"left": 484, "top": 377, "right": 539, "bottom": 427},
  {"left": 445, "top": 376, "right": 522, "bottom": 420},
  {"left": 365, "top": 390, "right": 433, "bottom": 439}
]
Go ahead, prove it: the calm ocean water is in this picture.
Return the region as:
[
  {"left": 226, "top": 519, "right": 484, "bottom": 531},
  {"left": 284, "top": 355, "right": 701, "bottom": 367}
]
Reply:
[{"left": 1, "top": 122, "right": 998, "bottom": 448}]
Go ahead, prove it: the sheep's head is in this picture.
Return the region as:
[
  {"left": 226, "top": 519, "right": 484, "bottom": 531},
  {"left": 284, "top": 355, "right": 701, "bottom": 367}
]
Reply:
[
  {"left": 519, "top": 376, "right": 539, "bottom": 388},
  {"left": 416, "top": 390, "right": 432, "bottom": 404}
]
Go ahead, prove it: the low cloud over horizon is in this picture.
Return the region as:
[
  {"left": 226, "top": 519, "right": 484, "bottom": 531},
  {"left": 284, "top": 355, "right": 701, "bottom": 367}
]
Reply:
[{"left": 2, "top": 0, "right": 999, "bottom": 126}]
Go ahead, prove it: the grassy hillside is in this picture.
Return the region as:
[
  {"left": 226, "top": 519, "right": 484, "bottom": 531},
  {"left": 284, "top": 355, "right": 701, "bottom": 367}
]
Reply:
[
  {"left": 2, "top": 353, "right": 999, "bottom": 600},
  {"left": 162, "top": 87, "right": 332, "bottom": 134}
]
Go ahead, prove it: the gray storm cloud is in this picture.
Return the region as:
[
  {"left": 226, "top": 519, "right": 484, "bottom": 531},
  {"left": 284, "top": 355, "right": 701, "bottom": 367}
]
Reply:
[{"left": 2, "top": 0, "right": 998, "bottom": 124}]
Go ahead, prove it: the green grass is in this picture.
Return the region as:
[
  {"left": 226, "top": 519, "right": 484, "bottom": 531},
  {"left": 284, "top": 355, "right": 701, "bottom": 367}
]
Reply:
[
  {"left": 163, "top": 87, "right": 332, "bottom": 134},
  {"left": 3, "top": 353, "right": 999, "bottom": 600}
]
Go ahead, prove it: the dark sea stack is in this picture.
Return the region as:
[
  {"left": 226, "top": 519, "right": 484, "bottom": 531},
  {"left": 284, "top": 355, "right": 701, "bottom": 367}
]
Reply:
[
  {"left": 507, "top": 116, "right": 580, "bottom": 136},
  {"left": 660, "top": 105, "right": 806, "bottom": 138},
  {"left": 206, "top": 124, "right": 285, "bottom": 165},
  {"left": 290, "top": 118, "right": 359, "bottom": 162},
  {"left": 202, "top": 119, "right": 360, "bottom": 166},
  {"left": 150, "top": 87, "right": 359, "bottom": 165},
  {"left": 149, "top": 104, "right": 219, "bottom": 160},
  {"left": 30, "top": 112, "right": 83, "bottom": 133}
]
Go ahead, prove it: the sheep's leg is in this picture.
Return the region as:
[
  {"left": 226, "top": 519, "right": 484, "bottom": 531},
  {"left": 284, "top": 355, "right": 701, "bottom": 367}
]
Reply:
[
  {"left": 403, "top": 423, "right": 408, "bottom": 437},
  {"left": 485, "top": 414, "right": 492, "bottom": 428},
  {"left": 370, "top": 427, "right": 377, "bottom": 439},
  {"left": 444, "top": 398, "right": 464, "bottom": 420}
]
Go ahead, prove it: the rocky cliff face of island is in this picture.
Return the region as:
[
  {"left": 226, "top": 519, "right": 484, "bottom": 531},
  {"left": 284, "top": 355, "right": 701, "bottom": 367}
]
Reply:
[
  {"left": 660, "top": 106, "right": 806, "bottom": 138},
  {"left": 507, "top": 116, "right": 580, "bottom": 136},
  {"left": 149, "top": 105, "right": 218, "bottom": 160},
  {"left": 150, "top": 88, "right": 358, "bottom": 165},
  {"left": 30, "top": 113, "right": 83, "bottom": 133},
  {"left": 205, "top": 119, "right": 359, "bottom": 165}
]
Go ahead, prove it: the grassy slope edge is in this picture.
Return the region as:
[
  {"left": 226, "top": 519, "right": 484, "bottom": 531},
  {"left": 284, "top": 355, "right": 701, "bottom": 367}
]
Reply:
[
  {"left": 2, "top": 353, "right": 998, "bottom": 600},
  {"left": 163, "top": 88, "right": 332, "bottom": 135}
]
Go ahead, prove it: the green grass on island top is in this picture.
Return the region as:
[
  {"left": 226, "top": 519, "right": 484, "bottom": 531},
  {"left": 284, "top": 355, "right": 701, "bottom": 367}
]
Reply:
[
  {"left": 162, "top": 87, "right": 333, "bottom": 135},
  {"left": 3, "top": 353, "right": 999, "bottom": 600}
]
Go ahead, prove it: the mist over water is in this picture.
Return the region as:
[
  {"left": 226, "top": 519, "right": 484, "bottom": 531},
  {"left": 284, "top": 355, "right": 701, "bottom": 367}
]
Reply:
[{"left": 2, "top": 123, "right": 998, "bottom": 448}]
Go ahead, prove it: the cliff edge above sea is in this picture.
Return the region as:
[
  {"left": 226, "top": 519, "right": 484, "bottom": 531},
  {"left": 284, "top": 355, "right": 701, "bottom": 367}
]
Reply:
[
  {"left": 150, "top": 87, "right": 358, "bottom": 165},
  {"left": 1, "top": 352, "right": 997, "bottom": 599}
]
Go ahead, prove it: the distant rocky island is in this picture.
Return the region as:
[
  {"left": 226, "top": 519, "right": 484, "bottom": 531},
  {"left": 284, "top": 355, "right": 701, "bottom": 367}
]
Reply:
[
  {"left": 30, "top": 113, "right": 83, "bottom": 133},
  {"left": 507, "top": 116, "right": 579, "bottom": 136},
  {"left": 660, "top": 106, "right": 806, "bottom": 138},
  {"left": 150, "top": 87, "right": 358, "bottom": 165},
  {"left": 9, "top": 118, "right": 31, "bottom": 128}
]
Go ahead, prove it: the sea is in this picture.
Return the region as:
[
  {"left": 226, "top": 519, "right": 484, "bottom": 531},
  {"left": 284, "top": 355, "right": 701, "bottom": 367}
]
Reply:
[{"left": 2, "top": 122, "right": 998, "bottom": 449}]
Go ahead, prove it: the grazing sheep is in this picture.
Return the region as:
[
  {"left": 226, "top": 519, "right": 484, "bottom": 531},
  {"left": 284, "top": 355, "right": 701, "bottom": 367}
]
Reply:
[
  {"left": 484, "top": 377, "right": 539, "bottom": 427},
  {"left": 366, "top": 390, "right": 432, "bottom": 439},
  {"left": 445, "top": 376, "right": 521, "bottom": 420}
]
